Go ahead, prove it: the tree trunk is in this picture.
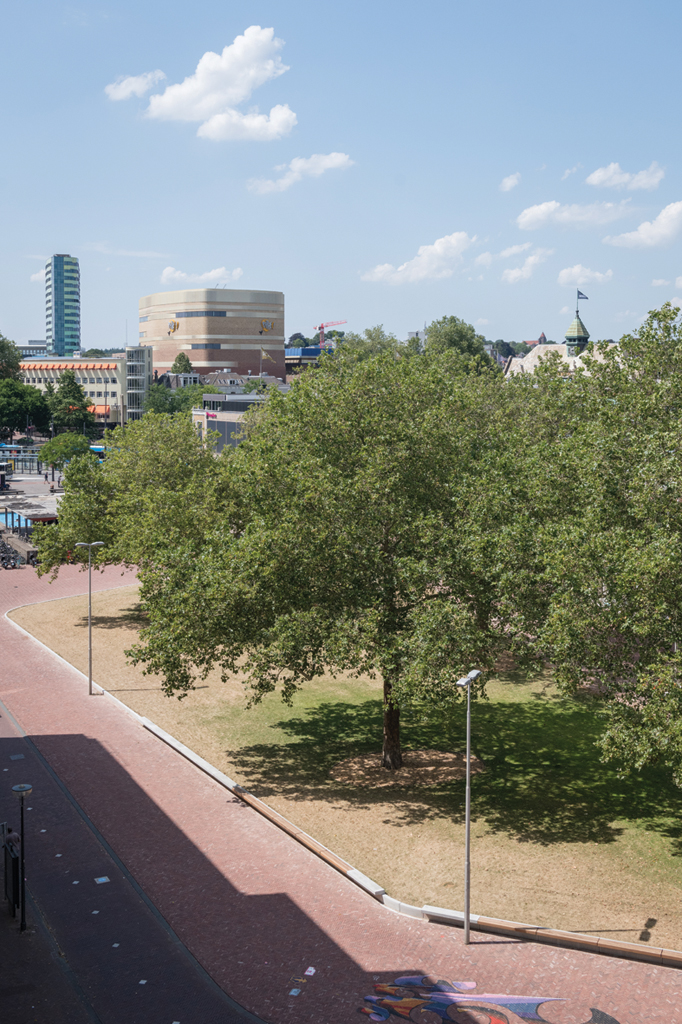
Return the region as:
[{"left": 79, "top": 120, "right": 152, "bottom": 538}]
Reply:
[{"left": 382, "top": 676, "right": 402, "bottom": 770}]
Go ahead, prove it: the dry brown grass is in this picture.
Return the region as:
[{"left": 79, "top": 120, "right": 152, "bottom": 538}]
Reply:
[{"left": 10, "top": 584, "right": 682, "bottom": 950}]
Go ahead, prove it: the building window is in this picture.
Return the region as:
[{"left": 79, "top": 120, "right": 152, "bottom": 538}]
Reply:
[
  {"left": 89, "top": 391, "right": 95, "bottom": 397},
  {"left": 175, "top": 310, "right": 227, "bottom": 318},
  {"left": 139, "top": 332, "right": 146, "bottom": 338},
  {"left": 139, "top": 316, "right": 148, "bottom": 322},
  {"left": 110, "top": 391, "right": 117, "bottom": 398},
  {"left": 191, "top": 343, "right": 221, "bottom": 349},
  {"left": 96, "top": 378, "right": 102, "bottom": 383},
  {"left": 97, "top": 392, "right": 102, "bottom": 398},
  {"left": 89, "top": 378, "right": 95, "bottom": 383}
]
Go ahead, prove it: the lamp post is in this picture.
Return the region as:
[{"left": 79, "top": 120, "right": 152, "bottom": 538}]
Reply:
[
  {"left": 12, "top": 783, "right": 32, "bottom": 931},
  {"left": 455, "top": 668, "right": 482, "bottom": 945},
  {"left": 75, "top": 541, "right": 104, "bottom": 695}
]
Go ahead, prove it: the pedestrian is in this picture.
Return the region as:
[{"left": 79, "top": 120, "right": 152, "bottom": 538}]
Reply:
[
  {"left": 44, "top": 472, "right": 48, "bottom": 483},
  {"left": 57, "top": 475, "right": 62, "bottom": 487},
  {"left": 5, "top": 827, "right": 20, "bottom": 853}
]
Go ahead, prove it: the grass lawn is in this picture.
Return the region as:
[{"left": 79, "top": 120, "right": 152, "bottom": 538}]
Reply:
[{"left": 10, "top": 583, "right": 682, "bottom": 950}]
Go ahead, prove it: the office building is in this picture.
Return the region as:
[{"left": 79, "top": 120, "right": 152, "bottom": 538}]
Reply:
[
  {"left": 46, "top": 254, "right": 80, "bottom": 356},
  {"left": 20, "top": 347, "right": 152, "bottom": 426},
  {"left": 138, "top": 288, "right": 285, "bottom": 379},
  {"left": 17, "top": 341, "right": 48, "bottom": 358}
]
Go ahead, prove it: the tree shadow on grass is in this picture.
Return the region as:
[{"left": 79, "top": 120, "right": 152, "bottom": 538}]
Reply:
[
  {"left": 73, "top": 604, "right": 147, "bottom": 631},
  {"left": 225, "top": 695, "right": 682, "bottom": 849}
]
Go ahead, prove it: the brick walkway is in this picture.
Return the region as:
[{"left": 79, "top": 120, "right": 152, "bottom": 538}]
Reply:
[{"left": 1, "top": 565, "right": 679, "bottom": 1024}]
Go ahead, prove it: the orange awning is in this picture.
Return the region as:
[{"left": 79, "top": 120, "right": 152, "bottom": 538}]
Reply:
[{"left": 90, "top": 405, "right": 111, "bottom": 415}]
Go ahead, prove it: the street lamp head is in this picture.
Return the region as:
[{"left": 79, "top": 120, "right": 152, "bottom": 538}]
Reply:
[
  {"left": 456, "top": 669, "right": 482, "bottom": 688},
  {"left": 75, "top": 541, "right": 104, "bottom": 548},
  {"left": 12, "top": 783, "right": 32, "bottom": 798}
]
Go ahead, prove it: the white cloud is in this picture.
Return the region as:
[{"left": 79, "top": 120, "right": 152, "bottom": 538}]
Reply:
[
  {"left": 675, "top": 276, "right": 682, "bottom": 289},
  {"left": 557, "top": 265, "right": 613, "bottom": 286},
  {"left": 474, "top": 242, "right": 530, "bottom": 267},
  {"left": 604, "top": 201, "right": 682, "bottom": 248},
  {"left": 561, "top": 165, "right": 580, "bottom": 180},
  {"left": 145, "top": 26, "right": 296, "bottom": 141},
  {"left": 653, "top": 278, "right": 670, "bottom": 286},
  {"left": 248, "top": 152, "right": 353, "bottom": 194},
  {"left": 517, "top": 200, "right": 630, "bottom": 230},
  {"left": 30, "top": 268, "right": 46, "bottom": 283},
  {"left": 500, "top": 172, "right": 520, "bottom": 192},
  {"left": 105, "top": 69, "right": 166, "bottom": 101},
  {"left": 586, "top": 161, "right": 664, "bottom": 191},
  {"left": 160, "top": 266, "right": 244, "bottom": 285},
  {"left": 86, "top": 241, "right": 168, "bottom": 257},
  {"left": 559, "top": 306, "right": 570, "bottom": 315},
  {"left": 673, "top": 297, "right": 682, "bottom": 306},
  {"left": 475, "top": 318, "right": 489, "bottom": 326},
  {"left": 501, "top": 248, "right": 553, "bottom": 284},
  {"left": 362, "top": 231, "right": 474, "bottom": 285}
]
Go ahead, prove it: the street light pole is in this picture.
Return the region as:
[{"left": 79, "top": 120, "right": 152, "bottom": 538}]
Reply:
[
  {"left": 75, "top": 541, "right": 104, "bottom": 695},
  {"left": 456, "top": 668, "right": 481, "bottom": 945},
  {"left": 12, "top": 783, "right": 32, "bottom": 932}
]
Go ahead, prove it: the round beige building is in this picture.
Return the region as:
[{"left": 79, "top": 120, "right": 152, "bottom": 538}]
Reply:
[{"left": 138, "top": 288, "right": 285, "bottom": 378}]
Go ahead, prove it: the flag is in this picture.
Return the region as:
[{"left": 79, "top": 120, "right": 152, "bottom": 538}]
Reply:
[
  {"left": 260, "top": 348, "right": 274, "bottom": 363},
  {"left": 577, "top": 290, "right": 589, "bottom": 300}
]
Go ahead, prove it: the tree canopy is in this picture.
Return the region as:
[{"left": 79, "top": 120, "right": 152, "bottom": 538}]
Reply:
[
  {"left": 36, "top": 303, "right": 682, "bottom": 788},
  {"left": 0, "top": 379, "right": 50, "bottom": 440},
  {"left": 47, "top": 370, "right": 96, "bottom": 435},
  {"left": 39, "top": 432, "right": 92, "bottom": 470},
  {"left": 170, "top": 352, "right": 193, "bottom": 374},
  {"left": 35, "top": 413, "right": 221, "bottom": 573},
  {"left": 143, "top": 382, "right": 221, "bottom": 415},
  {"left": 0, "top": 333, "right": 23, "bottom": 382}
]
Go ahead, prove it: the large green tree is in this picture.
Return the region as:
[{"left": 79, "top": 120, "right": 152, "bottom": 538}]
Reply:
[
  {"left": 49, "top": 370, "right": 96, "bottom": 435},
  {"left": 505, "top": 303, "right": 682, "bottom": 787},
  {"left": 123, "top": 354, "right": 533, "bottom": 768},
  {"left": 39, "top": 433, "right": 92, "bottom": 471},
  {"left": 0, "top": 333, "right": 23, "bottom": 381},
  {"left": 35, "top": 413, "right": 222, "bottom": 573},
  {"left": 0, "top": 379, "right": 50, "bottom": 439}
]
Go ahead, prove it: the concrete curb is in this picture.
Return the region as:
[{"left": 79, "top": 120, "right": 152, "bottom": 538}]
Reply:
[
  {"left": 6, "top": 606, "right": 682, "bottom": 970},
  {"left": 141, "top": 717, "right": 682, "bottom": 969}
]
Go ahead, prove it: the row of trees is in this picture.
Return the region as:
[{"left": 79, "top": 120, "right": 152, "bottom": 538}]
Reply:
[{"left": 34, "top": 304, "right": 682, "bottom": 789}]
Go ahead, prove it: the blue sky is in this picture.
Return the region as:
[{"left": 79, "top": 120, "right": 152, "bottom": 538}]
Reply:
[{"left": 2, "top": 0, "right": 682, "bottom": 347}]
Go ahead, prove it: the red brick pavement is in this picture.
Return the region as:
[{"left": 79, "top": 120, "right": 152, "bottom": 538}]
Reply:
[{"left": 1, "top": 564, "right": 680, "bottom": 1024}]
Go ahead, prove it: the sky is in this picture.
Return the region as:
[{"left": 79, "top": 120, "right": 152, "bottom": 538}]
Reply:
[{"left": 2, "top": 0, "right": 682, "bottom": 348}]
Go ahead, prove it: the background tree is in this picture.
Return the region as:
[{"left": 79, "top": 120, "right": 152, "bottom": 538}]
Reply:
[
  {"left": 0, "top": 333, "right": 23, "bottom": 381},
  {"left": 143, "top": 382, "right": 220, "bottom": 415},
  {"left": 504, "top": 303, "right": 682, "bottom": 789},
  {"left": 425, "top": 315, "right": 491, "bottom": 362},
  {"left": 48, "top": 370, "right": 96, "bottom": 435},
  {"left": 123, "top": 353, "right": 533, "bottom": 769},
  {"left": 287, "top": 332, "right": 308, "bottom": 346},
  {"left": 170, "top": 352, "right": 193, "bottom": 374},
  {"left": 0, "top": 379, "right": 50, "bottom": 440},
  {"left": 334, "top": 325, "right": 401, "bottom": 364},
  {"left": 35, "top": 413, "right": 222, "bottom": 575},
  {"left": 39, "top": 433, "right": 92, "bottom": 471}
]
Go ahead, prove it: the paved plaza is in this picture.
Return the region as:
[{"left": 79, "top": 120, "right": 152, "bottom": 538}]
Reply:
[{"left": 0, "top": 560, "right": 679, "bottom": 1023}]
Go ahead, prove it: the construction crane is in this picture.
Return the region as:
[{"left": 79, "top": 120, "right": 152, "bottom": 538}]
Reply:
[{"left": 314, "top": 320, "right": 347, "bottom": 347}]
